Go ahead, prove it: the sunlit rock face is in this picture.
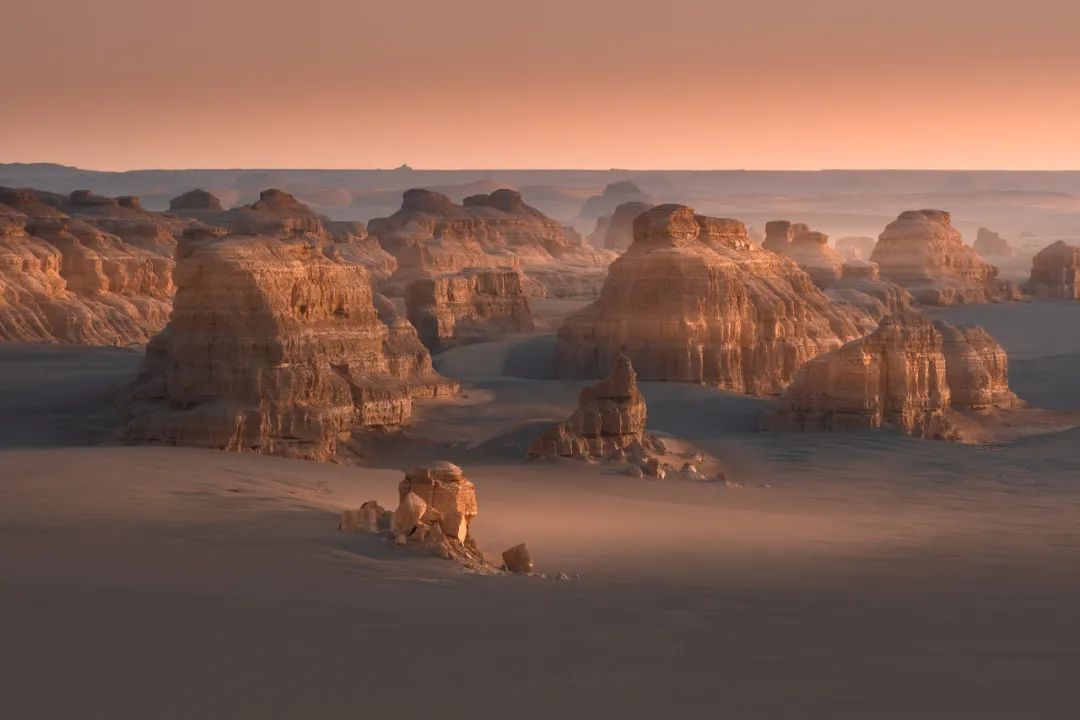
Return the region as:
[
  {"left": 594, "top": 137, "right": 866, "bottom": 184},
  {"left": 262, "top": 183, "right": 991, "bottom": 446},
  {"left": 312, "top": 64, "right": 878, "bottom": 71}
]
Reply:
[
  {"left": 973, "top": 227, "right": 1014, "bottom": 258},
  {"left": 587, "top": 201, "right": 653, "bottom": 252},
  {"left": 870, "top": 210, "right": 1021, "bottom": 305},
  {"left": 529, "top": 350, "right": 648, "bottom": 460},
  {"left": 770, "top": 222, "right": 845, "bottom": 287},
  {"left": 405, "top": 267, "right": 534, "bottom": 353},
  {"left": 555, "top": 204, "right": 874, "bottom": 395},
  {"left": 121, "top": 232, "right": 456, "bottom": 461},
  {"left": 1025, "top": 240, "right": 1080, "bottom": 299},
  {"left": 0, "top": 188, "right": 175, "bottom": 345},
  {"left": 61, "top": 190, "right": 189, "bottom": 256},
  {"left": 836, "top": 236, "right": 877, "bottom": 260},
  {"left": 369, "top": 188, "right": 615, "bottom": 298},
  {"left": 765, "top": 312, "right": 1024, "bottom": 442}
]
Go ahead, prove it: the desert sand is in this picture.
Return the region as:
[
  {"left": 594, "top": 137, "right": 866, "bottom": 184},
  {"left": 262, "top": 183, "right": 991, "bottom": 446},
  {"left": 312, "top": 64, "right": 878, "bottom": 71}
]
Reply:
[{"left": 3, "top": 300, "right": 1080, "bottom": 718}]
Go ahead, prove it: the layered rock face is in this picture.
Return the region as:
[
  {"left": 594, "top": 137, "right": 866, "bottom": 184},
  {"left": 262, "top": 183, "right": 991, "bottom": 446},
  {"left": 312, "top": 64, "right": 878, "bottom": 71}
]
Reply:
[
  {"left": 762, "top": 220, "right": 795, "bottom": 254},
  {"left": 773, "top": 222, "right": 845, "bottom": 287},
  {"left": 555, "top": 205, "right": 874, "bottom": 395},
  {"left": 871, "top": 210, "right": 1020, "bottom": 305},
  {"left": 836, "top": 236, "right": 877, "bottom": 260},
  {"left": 766, "top": 312, "right": 1024, "bottom": 441},
  {"left": 826, "top": 259, "right": 913, "bottom": 321},
  {"left": 587, "top": 201, "right": 653, "bottom": 252},
  {"left": 369, "top": 188, "right": 614, "bottom": 298},
  {"left": 60, "top": 190, "right": 188, "bottom": 256},
  {"left": 974, "top": 227, "right": 1014, "bottom": 258},
  {"left": 0, "top": 189, "right": 175, "bottom": 345},
  {"left": 1026, "top": 241, "right": 1080, "bottom": 299},
  {"left": 405, "top": 267, "right": 534, "bottom": 353},
  {"left": 529, "top": 351, "right": 649, "bottom": 459},
  {"left": 122, "top": 233, "right": 456, "bottom": 460}
]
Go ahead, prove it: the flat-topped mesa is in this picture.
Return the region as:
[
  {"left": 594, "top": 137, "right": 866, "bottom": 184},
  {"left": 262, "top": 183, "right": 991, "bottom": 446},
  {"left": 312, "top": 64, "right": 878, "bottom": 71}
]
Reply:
[
  {"left": 224, "top": 188, "right": 327, "bottom": 236},
  {"left": 405, "top": 267, "right": 534, "bottom": 353},
  {"left": 555, "top": 204, "right": 875, "bottom": 395},
  {"left": 121, "top": 234, "right": 457, "bottom": 461},
  {"left": 1026, "top": 240, "right": 1080, "bottom": 299},
  {"left": 974, "top": 227, "right": 1014, "bottom": 258},
  {"left": 168, "top": 189, "right": 224, "bottom": 213},
  {"left": 765, "top": 312, "right": 1025, "bottom": 442},
  {"left": 368, "top": 188, "right": 614, "bottom": 299},
  {"left": 871, "top": 209, "right": 1021, "bottom": 305},
  {"left": 762, "top": 220, "right": 794, "bottom": 254},
  {"left": 529, "top": 350, "right": 652, "bottom": 460},
  {"left": 0, "top": 188, "right": 175, "bottom": 344},
  {"left": 587, "top": 201, "right": 653, "bottom": 252},
  {"left": 836, "top": 236, "right": 877, "bottom": 260},
  {"left": 578, "top": 180, "right": 653, "bottom": 220}
]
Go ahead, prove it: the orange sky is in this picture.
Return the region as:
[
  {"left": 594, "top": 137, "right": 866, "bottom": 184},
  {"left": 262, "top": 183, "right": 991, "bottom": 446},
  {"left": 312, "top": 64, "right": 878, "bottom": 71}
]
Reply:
[{"left": 5, "top": 0, "right": 1080, "bottom": 170}]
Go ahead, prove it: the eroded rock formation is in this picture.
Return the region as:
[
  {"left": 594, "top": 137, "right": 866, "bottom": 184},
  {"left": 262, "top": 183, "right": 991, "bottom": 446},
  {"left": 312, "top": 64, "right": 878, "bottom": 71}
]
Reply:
[
  {"left": 765, "top": 312, "right": 1026, "bottom": 442},
  {"left": 578, "top": 180, "right": 652, "bottom": 221},
  {"left": 405, "top": 267, "right": 534, "bottom": 353},
  {"left": 555, "top": 205, "right": 874, "bottom": 395},
  {"left": 370, "top": 188, "right": 614, "bottom": 298},
  {"left": 772, "top": 222, "right": 845, "bottom": 287},
  {"left": 836, "top": 236, "right": 877, "bottom": 260},
  {"left": 1026, "top": 240, "right": 1080, "bottom": 299},
  {"left": 974, "top": 227, "right": 1014, "bottom": 258},
  {"left": 827, "top": 259, "right": 913, "bottom": 321},
  {"left": 871, "top": 210, "right": 1020, "bottom": 305},
  {"left": 0, "top": 188, "right": 175, "bottom": 344},
  {"left": 587, "top": 201, "right": 653, "bottom": 252},
  {"left": 121, "top": 232, "right": 456, "bottom": 460}
]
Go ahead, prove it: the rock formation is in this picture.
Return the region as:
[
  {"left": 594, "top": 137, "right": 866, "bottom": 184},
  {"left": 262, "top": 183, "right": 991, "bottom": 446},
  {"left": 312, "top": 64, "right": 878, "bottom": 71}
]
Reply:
[
  {"left": 529, "top": 350, "right": 654, "bottom": 460},
  {"left": 973, "top": 227, "right": 1014, "bottom": 258},
  {"left": 578, "top": 180, "right": 652, "bottom": 221},
  {"left": 762, "top": 220, "right": 795, "bottom": 254},
  {"left": 765, "top": 312, "right": 1026, "bottom": 442},
  {"left": 398, "top": 461, "right": 478, "bottom": 543},
  {"left": 169, "top": 189, "right": 223, "bottom": 213},
  {"left": 826, "top": 259, "right": 913, "bottom": 321},
  {"left": 1025, "top": 240, "right": 1080, "bottom": 299},
  {"left": 0, "top": 188, "right": 175, "bottom": 345},
  {"left": 555, "top": 205, "right": 874, "bottom": 395},
  {"left": 836, "top": 236, "right": 877, "bottom": 260},
  {"left": 587, "top": 201, "right": 653, "bottom": 252},
  {"left": 405, "top": 267, "right": 534, "bottom": 353},
  {"left": 871, "top": 210, "right": 1020, "bottom": 305},
  {"left": 369, "top": 188, "right": 614, "bottom": 298},
  {"left": 121, "top": 232, "right": 457, "bottom": 461},
  {"left": 773, "top": 222, "right": 845, "bottom": 287}
]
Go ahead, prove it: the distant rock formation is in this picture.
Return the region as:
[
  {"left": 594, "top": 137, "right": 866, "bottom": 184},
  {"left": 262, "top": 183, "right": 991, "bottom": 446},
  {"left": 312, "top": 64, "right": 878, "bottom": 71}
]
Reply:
[
  {"left": 0, "top": 188, "right": 175, "bottom": 345},
  {"left": 405, "top": 267, "right": 534, "bottom": 353},
  {"left": 836, "top": 236, "right": 877, "bottom": 260},
  {"left": 169, "top": 189, "right": 223, "bottom": 213},
  {"left": 578, "top": 180, "right": 652, "bottom": 221},
  {"left": 555, "top": 204, "right": 874, "bottom": 395},
  {"left": 826, "top": 259, "right": 913, "bottom": 321},
  {"left": 765, "top": 312, "right": 1028, "bottom": 442},
  {"left": 587, "top": 201, "right": 653, "bottom": 252},
  {"left": 871, "top": 210, "right": 1021, "bottom": 305},
  {"left": 762, "top": 220, "right": 794, "bottom": 254},
  {"left": 1025, "top": 240, "right": 1080, "bottom": 299},
  {"left": 369, "top": 188, "right": 614, "bottom": 298},
  {"left": 529, "top": 350, "right": 651, "bottom": 460},
  {"left": 121, "top": 232, "right": 457, "bottom": 461},
  {"left": 772, "top": 222, "right": 845, "bottom": 287},
  {"left": 973, "top": 227, "right": 1014, "bottom": 258}
]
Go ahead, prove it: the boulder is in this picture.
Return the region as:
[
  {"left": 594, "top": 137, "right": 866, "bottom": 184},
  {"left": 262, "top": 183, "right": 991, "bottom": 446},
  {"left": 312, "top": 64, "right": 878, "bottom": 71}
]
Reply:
[
  {"left": 398, "top": 462, "right": 478, "bottom": 541},
  {"left": 501, "top": 543, "right": 534, "bottom": 574}
]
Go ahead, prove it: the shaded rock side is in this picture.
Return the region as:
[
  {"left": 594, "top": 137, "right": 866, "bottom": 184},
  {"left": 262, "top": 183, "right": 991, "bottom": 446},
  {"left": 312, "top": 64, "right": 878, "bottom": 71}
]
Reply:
[
  {"left": 836, "top": 236, "right": 877, "bottom": 260},
  {"left": 826, "top": 259, "right": 913, "bottom": 322},
  {"left": 973, "top": 227, "right": 1014, "bottom": 258},
  {"left": 121, "top": 234, "right": 456, "bottom": 461},
  {"left": 555, "top": 205, "right": 874, "bottom": 395},
  {"left": 587, "top": 201, "right": 653, "bottom": 252},
  {"left": 1025, "top": 240, "right": 1080, "bottom": 299},
  {"left": 871, "top": 210, "right": 1020, "bottom": 305},
  {"left": 405, "top": 267, "right": 534, "bottom": 353},
  {"left": 765, "top": 312, "right": 1025, "bottom": 442}
]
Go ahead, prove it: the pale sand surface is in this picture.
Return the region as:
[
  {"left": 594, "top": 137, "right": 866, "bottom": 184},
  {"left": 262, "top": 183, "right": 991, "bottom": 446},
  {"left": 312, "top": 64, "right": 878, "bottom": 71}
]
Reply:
[{"left": 3, "top": 301, "right": 1080, "bottom": 718}]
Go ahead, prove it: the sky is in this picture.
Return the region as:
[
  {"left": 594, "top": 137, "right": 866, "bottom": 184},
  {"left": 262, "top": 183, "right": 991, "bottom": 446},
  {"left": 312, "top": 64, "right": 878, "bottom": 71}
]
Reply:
[{"left": 4, "top": 0, "right": 1080, "bottom": 171}]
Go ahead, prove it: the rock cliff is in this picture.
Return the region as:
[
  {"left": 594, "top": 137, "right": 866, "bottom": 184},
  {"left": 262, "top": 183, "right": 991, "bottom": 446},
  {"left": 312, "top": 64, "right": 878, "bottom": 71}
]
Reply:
[
  {"left": 555, "top": 204, "right": 874, "bottom": 395},
  {"left": 121, "top": 232, "right": 456, "bottom": 461},
  {"left": 826, "top": 259, "right": 913, "bottom": 321},
  {"left": 587, "top": 201, "right": 653, "bottom": 252},
  {"left": 405, "top": 267, "right": 534, "bottom": 353},
  {"left": 871, "top": 210, "right": 1020, "bottom": 305},
  {"left": 973, "top": 227, "right": 1014, "bottom": 258},
  {"left": 1025, "top": 240, "right": 1080, "bottom": 299}
]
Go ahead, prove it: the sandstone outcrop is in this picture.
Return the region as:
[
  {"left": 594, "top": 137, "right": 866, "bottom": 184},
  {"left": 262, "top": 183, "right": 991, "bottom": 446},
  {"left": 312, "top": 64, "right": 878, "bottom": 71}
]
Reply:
[
  {"left": 765, "top": 312, "right": 1026, "bottom": 442},
  {"left": 121, "top": 233, "right": 457, "bottom": 460},
  {"left": 0, "top": 188, "right": 175, "bottom": 345},
  {"left": 587, "top": 201, "right": 653, "bottom": 252},
  {"left": 398, "top": 461, "right": 478, "bottom": 543},
  {"left": 1025, "top": 240, "right": 1080, "bottom": 299},
  {"left": 836, "top": 236, "right": 877, "bottom": 260},
  {"left": 501, "top": 543, "right": 534, "bottom": 574},
  {"left": 762, "top": 220, "right": 795, "bottom": 254},
  {"left": 529, "top": 350, "right": 653, "bottom": 460},
  {"left": 405, "top": 266, "right": 534, "bottom": 353},
  {"left": 973, "top": 227, "right": 1014, "bottom": 258},
  {"left": 369, "top": 188, "right": 614, "bottom": 298},
  {"left": 774, "top": 223, "right": 845, "bottom": 287},
  {"left": 826, "top": 259, "right": 913, "bottom": 321},
  {"left": 169, "top": 189, "right": 223, "bottom": 213},
  {"left": 555, "top": 205, "right": 874, "bottom": 395},
  {"left": 871, "top": 210, "right": 1020, "bottom": 305},
  {"left": 578, "top": 180, "right": 652, "bottom": 221},
  {"left": 60, "top": 190, "right": 189, "bottom": 256}
]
